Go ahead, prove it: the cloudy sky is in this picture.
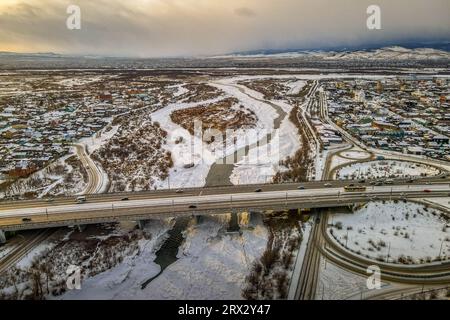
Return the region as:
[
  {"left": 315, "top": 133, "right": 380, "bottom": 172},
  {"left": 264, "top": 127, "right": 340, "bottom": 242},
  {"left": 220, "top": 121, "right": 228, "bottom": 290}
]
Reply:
[{"left": 0, "top": 0, "right": 449, "bottom": 57}]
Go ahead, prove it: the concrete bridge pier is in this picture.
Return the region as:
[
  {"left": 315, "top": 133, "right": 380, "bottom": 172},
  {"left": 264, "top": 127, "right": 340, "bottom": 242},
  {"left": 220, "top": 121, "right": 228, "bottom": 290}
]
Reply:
[
  {"left": 227, "top": 211, "right": 240, "bottom": 233},
  {"left": 0, "top": 230, "right": 6, "bottom": 244},
  {"left": 194, "top": 215, "right": 202, "bottom": 224},
  {"left": 137, "top": 220, "right": 149, "bottom": 230}
]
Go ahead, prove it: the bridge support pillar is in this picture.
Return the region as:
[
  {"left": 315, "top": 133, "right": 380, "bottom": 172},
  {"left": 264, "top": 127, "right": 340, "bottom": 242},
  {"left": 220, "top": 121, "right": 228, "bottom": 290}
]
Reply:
[
  {"left": 137, "top": 220, "right": 149, "bottom": 230},
  {"left": 227, "top": 211, "right": 240, "bottom": 233},
  {"left": 0, "top": 230, "right": 6, "bottom": 244},
  {"left": 77, "top": 225, "right": 87, "bottom": 233}
]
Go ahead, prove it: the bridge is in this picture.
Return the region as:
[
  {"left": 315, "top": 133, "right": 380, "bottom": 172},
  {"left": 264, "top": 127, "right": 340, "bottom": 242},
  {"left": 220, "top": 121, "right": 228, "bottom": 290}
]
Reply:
[{"left": 1, "top": 179, "right": 449, "bottom": 242}]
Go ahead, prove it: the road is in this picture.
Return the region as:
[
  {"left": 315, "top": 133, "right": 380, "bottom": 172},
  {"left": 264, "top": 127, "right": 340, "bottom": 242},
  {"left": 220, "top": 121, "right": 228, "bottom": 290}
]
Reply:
[
  {"left": 0, "top": 182, "right": 449, "bottom": 232},
  {"left": 74, "top": 143, "right": 106, "bottom": 194},
  {"left": 0, "top": 229, "right": 55, "bottom": 274},
  {"left": 294, "top": 215, "right": 322, "bottom": 300},
  {"left": 293, "top": 88, "right": 450, "bottom": 299},
  {"left": 0, "top": 144, "right": 105, "bottom": 268}
]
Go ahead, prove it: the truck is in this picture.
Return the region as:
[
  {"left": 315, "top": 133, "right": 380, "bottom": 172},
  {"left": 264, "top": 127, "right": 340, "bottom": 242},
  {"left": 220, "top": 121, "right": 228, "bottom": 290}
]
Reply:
[{"left": 344, "top": 186, "right": 367, "bottom": 192}]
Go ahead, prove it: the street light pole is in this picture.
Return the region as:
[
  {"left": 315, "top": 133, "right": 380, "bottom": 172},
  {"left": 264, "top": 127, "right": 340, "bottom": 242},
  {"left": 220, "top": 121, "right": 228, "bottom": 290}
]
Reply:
[
  {"left": 439, "top": 239, "right": 445, "bottom": 260},
  {"left": 386, "top": 242, "right": 391, "bottom": 263},
  {"left": 346, "top": 230, "right": 349, "bottom": 248}
]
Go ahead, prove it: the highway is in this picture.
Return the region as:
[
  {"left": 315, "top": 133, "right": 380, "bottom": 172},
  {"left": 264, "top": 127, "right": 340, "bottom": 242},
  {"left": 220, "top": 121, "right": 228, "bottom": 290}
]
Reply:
[
  {"left": 290, "top": 88, "right": 450, "bottom": 300},
  {"left": 0, "top": 182, "right": 449, "bottom": 232},
  {"left": 74, "top": 143, "right": 106, "bottom": 194}
]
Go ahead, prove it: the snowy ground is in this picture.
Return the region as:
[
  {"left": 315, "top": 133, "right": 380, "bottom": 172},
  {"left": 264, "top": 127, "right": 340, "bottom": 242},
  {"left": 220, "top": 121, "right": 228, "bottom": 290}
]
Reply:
[
  {"left": 57, "top": 220, "right": 172, "bottom": 300},
  {"left": 230, "top": 117, "right": 300, "bottom": 185},
  {"left": 154, "top": 76, "right": 302, "bottom": 188},
  {"left": 336, "top": 160, "right": 442, "bottom": 180},
  {"left": 217, "top": 78, "right": 301, "bottom": 185},
  {"left": 60, "top": 215, "right": 268, "bottom": 300},
  {"left": 340, "top": 150, "right": 371, "bottom": 160},
  {"left": 287, "top": 220, "right": 312, "bottom": 299},
  {"left": 151, "top": 96, "right": 224, "bottom": 189},
  {"left": 286, "top": 80, "right": 307, "bottom": 96},
  {"left": 315, "top": 257, "right": 378, "bottom": 300},
  {"left": 329, "top": 201, "right": 450, "bottom": 264}
]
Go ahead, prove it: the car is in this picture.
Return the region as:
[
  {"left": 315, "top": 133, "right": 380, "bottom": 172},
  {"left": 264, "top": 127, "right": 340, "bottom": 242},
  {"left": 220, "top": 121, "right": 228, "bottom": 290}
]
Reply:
[
  {"left": 189, "top": 205, "right": 197, "bottom": 209},
  {"left": 407, "top": 179, "right": 415, "bottom": 183},
  {"left": 22, "top": 218, "right": 32, "bottom": 223},
  {"left": 423, "top": 189, "right": 432, "bottom": 193},
  {"left": 324, "top": 183, "right": 332, "bottom": 187},
  {"left": 121, "top": 197, "right": 130, "bottom": 201},
  {"left": 426, "top": 182, "right": 432, "bottom": 185},
  {"left": 375, "top": 182, "right": 383, "bottom": 186},
  {"left": 255, "top": 188, "right": 263, "bottom": 193},
  {"left": 297, "top": 186, "right": 305, "bottom": 190},
  {"left": 176, "top": 189, "right": 184, "bottom": 194},
  {"left": 76, "top": 196, "right": 87, "bottom": 204},
  {"left": 348, "top": 184, "right": 355, "bottom": 187},
  {"left": 441, "top": 175, "right": 448, "bottom": 179},
  {"left": 358, "top": 179, "right": 366, "bottom": 183}
]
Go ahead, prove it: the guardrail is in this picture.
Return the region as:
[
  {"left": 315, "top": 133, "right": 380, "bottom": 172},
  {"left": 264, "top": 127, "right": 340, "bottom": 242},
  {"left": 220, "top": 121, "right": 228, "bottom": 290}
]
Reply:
[{"left": 1, "top": 189, "right": 449, "bottom": 232}]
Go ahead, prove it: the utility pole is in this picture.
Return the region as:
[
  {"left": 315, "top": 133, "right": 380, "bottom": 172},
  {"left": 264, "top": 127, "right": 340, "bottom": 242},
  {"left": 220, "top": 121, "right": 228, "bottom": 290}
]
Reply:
[
  {"left": 285, "top": 192, "right": 288, "bottom": 209},
  {"left": 345, "top": 229, "right": 349, "bottom": 248},
  {"left": 439, "top": 239, "right": 445, "bottom": 260},
  {"left": 386, "top": 242, "right": 391, "bottom": 263}
]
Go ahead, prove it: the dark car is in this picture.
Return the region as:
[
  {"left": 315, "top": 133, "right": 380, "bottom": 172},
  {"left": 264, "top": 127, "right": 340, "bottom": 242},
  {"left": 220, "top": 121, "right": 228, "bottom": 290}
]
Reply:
[
  {"left": 189, "top": 205, "right": 197, "bottom": 209},
  {"left": 358, "top": 179, "right": 366, "bottom": 183},
  {"left": 121, "top": 198, "right": 130, "bottom": 201},
  {"left": 298, "top": 186, "right": 305, "bottom": 190},
  {"left": 22, "top": 218, "right": 32, "bottom": 223},
  {"left": 255, "top": 189, "right": 263, "bottom": 193}
]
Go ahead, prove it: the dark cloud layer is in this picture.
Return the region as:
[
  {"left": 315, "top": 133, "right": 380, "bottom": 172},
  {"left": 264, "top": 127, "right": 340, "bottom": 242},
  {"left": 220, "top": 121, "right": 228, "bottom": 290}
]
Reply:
[{"left": 0, "top": 0, "right": 449, "bottom": 57}]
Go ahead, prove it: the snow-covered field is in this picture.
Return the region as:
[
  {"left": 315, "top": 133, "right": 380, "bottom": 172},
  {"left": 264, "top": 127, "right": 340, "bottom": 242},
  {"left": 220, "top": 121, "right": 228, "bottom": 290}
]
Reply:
[
  {"left": 230, "top": 117, "right": 300, "bottom": 185},
  {"left": 154, "top": 76, "right": 302, "bottom": 188},
  {"left": 316, "top": 257, "right": 376, "bottom": 300},
  {"left": 56, "top": 220, "right": 172, "bottom": 300},
  {"left": 151, "top": 96, "right": 224, "bottom": 188},
  {"left": 329, "top": 201, "right": 450, "bottom": 264},
  {"left": 336, "top": 160, "right": 442, "bottom": 180},
  {"left": 340, "top": 150, "right": 371, "bottom": 160},
  {"left": 60, "top": 215, "right": 268, "bottom": 300}
]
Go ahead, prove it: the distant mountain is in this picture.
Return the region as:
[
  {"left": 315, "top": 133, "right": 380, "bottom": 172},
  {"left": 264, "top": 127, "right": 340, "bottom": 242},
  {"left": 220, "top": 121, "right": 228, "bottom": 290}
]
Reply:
[
  {"left": 220, "top": 46, "right": 450, "bottom": 60},
  {"left": 0, "top": 51, "right": 63, "bottom": 57}
]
